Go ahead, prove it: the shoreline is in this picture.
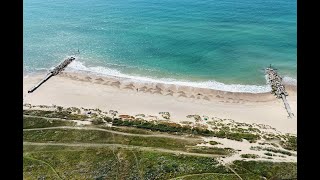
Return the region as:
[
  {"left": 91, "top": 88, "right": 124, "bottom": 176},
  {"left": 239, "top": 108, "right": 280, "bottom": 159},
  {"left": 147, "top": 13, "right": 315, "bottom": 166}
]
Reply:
[
  {"left": 24, "top": 62, "right": 297, "bottom": 93},
  {"left": 25, "top": 70, "right": 297, "bottom": 102},
  {"left": 23, "top": 71, "right": 297, "bottom": 134}
]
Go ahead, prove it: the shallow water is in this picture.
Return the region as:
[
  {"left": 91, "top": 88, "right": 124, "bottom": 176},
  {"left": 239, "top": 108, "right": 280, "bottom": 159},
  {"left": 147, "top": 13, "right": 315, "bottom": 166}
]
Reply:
[{"left": 24, "top": 0, "right": 296, "bottom": 92}]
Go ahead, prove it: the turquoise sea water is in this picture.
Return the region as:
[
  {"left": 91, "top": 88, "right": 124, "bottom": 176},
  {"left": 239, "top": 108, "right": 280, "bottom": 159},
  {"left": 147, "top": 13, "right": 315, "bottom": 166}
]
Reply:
[{"left": 23, "top": 0, "right": 296, "bottom": 92}]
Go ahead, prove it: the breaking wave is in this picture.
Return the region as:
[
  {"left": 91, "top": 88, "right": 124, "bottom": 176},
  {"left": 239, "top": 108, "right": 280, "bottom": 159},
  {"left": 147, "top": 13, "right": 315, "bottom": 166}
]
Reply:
[{"left": 65, "top": 60, "right": 281, "bottom": 93}]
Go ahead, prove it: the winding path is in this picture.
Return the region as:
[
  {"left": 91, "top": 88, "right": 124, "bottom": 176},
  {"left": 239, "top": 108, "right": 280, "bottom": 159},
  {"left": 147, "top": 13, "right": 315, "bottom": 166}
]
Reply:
[{"left": 24, "top": 156, "right": 62, "bottom": 180}]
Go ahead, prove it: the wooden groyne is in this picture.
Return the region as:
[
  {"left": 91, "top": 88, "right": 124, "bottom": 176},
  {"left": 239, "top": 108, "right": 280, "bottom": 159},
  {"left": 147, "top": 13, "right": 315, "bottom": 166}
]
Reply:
[
  {"left": 265, "top": 67, "right": 294, "bottom": 118},
  {"left": 28, "top": 57, "right": 75, "bottom": 93}
]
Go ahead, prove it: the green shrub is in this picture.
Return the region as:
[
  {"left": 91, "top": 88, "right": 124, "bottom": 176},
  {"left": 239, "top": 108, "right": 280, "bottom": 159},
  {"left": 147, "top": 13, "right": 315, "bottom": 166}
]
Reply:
[
  {"left": 212, "top": 131, "right": 260, "bottom": 143},
  {"left": 232, "top": 161, "right": 297, "bottom": 179},
  {"left": 281, "top": 135, "right": 297, "bottom": 151},
  {"left": 208, "top": 141, "right": 219, "bottom": 145},
  {"left": 92, "top": 118, "right": 105, "bottom": 125},
  {"left": 23, "top": 116, "right": 76, "bottom": 129},
  {"left": 112, "top": 118, "right": 260, "bottom": 142},
  {"left": 250, "top": 146, "right": 293, "bottom": 156},
  {"left": 187, "top": 147, "right": 234, "bottom": 155},
  {"left": 241, "top": 154, "right": 259, "bottom": 159},
  {"left": 264, "top": 152, "right": 273, "bottom": 156},
  {"left": 103, "top": 116, "right": 113, "bottom": 122},
  {"left": 23, "top": 110, "right": 88, "bottom": 120}
]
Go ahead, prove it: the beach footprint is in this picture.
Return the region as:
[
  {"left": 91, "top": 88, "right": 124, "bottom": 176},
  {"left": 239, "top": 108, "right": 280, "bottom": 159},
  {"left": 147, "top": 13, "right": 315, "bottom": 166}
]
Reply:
[
  {"left": 85, "top": 76, "right": 92, "bottom": 82},
  {"left": 95, "top": 78, "right": 104, "bottom": 82},
  {"left": 145, "top": 88, "right": 153, "bottom": 93},
  {"left": 110, "top": 81, "right": 121, "bottom": 88},
  {"left": 103, "top": 81, "right": 110, "bottom": 85},
  {"left": 165, "top": 92, "right": 174, "bottom": 96},
  {"left": 178, "top": 93, "right": 188, "bottom": 98},
  {"left": 203, "top": 96, "right": 210, "bottom": 101}
]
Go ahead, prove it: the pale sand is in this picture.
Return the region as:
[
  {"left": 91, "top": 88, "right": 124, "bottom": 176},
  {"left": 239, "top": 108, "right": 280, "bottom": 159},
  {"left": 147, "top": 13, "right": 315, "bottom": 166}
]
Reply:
[{"left": 23, "top": 71, "right": 297, "bottom": 134}]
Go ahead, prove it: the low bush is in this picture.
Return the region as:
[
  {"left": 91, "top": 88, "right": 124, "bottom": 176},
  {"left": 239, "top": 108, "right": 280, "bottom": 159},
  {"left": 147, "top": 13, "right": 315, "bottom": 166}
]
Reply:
[{"left": 240, "top": 154, "right": 259, "bottom": 159}]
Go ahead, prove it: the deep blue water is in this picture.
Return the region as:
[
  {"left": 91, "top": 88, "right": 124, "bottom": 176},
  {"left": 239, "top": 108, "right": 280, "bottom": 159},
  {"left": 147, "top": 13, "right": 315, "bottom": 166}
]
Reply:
[{"left": 24, "top": 0, "right": 296, "bottom": 92}]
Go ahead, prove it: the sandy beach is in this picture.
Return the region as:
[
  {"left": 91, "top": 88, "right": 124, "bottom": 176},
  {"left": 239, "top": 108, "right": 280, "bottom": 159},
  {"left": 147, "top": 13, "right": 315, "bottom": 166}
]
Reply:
[{"left": 23, "top": 71, "right": 297, "bottom": 134}]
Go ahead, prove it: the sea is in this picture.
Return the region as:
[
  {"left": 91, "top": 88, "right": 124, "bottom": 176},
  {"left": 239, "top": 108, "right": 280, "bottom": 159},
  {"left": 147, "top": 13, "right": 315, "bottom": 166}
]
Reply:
[{"left": 23, "top": 0, "right": 296, "bottom": 93}]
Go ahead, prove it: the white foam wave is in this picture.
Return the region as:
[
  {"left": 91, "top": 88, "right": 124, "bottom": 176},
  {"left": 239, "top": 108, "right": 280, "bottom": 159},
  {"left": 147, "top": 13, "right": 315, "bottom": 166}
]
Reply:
[
  {"left": 35, "top": 68, "right": 49, "bottom": 71},
  {"left": 67, "top": 61, "right": 273, "bottom": 93},
  {"left": 282, "top": 76, "right": 297, "bottom": 85}
]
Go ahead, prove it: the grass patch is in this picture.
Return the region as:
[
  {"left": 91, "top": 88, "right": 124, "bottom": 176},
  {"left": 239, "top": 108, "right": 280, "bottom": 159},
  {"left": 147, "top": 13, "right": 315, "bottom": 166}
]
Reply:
[
  {"left": 231, "top": 161, "right": 297, "bottom": 179},
  {"left": 23, "top": 128, "right": 202, "bottom": 152},
  {"left": 91, "top": 118, "right": 105, "bottom": 125},
  {"left": 23, "top": 110, "right": 88, "bottom": 120},
  {"left": 24, "top": 145, "right": 296, "bottom": 179},
  {"left": 173, "top": 173, "right": 260, "bottom": 180},
  {"left": 250, "top": 146, "right": 294, "bottom": 156},
  {"left": 180, "top": 121, "right": 193, "bottom": 125},
  {"left": 262, "top": 134, "right": 282, "bottom": 141},
  {"left": 24, "top": 110, "right": 261, "bottom": 142},
  {"left": 258, "top": 142, "right": 279, "bottom": 148},
  {"left": 23, "top": 109, "right": 297, "bottom": 179},
  {"left": 23, "top": 156, "right": 60, "bottom": 179},
  {"left": 186, "top": 146, "right": 234, "bottom": 155},
  {"left": 208, "top": 141, "right": 220, "bottom": 145},
  {"left": 23, "top": 116, "right": 76, "bottom": 129},
  {"left": 247, "top": 127, "right": 261, "bottom": 133},
  {"left": 23, "top": 145, "right": 229, "bottom": 180},
  {"left": 112, "top": 119, "right": 260, "bottom": 142},
  {"left": 231, "top": 127, "right": 261, "bottom": 134},
  {"left": 100, "top": 126, "right": 152, "bottom": 135},
  {"left": 280, "top": 135, "right": 297, "bottom": 151},
  {"left": 264, "top": 152, "right": 273, "bottom": 156},
  {"left": 113, "top": 118, "right": 214, "bottom": 136},
  {"left": 211, "top": 131, "right": 260, "bottom": 143}
]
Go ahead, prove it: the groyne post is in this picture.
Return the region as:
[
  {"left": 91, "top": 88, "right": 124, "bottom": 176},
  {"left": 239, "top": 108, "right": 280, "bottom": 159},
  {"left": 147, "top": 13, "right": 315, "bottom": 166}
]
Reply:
[
  {"left": 281, "top": 94, "right": 294, "bottom": 118},
  {"left": 28, "top": 57, "right": 75, "bottom": 93},
  {"left": 265, "top": 67, "right": 294, "bottom": 118},
  {"left": 27, "top": 73, "right": 53, "bottom": 93}
]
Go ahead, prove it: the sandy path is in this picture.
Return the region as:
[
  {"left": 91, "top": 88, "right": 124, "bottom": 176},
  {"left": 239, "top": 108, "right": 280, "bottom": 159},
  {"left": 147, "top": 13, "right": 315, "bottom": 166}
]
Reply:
[{"left": 23, "top": 156, "right": 63, "bottom": 179}]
